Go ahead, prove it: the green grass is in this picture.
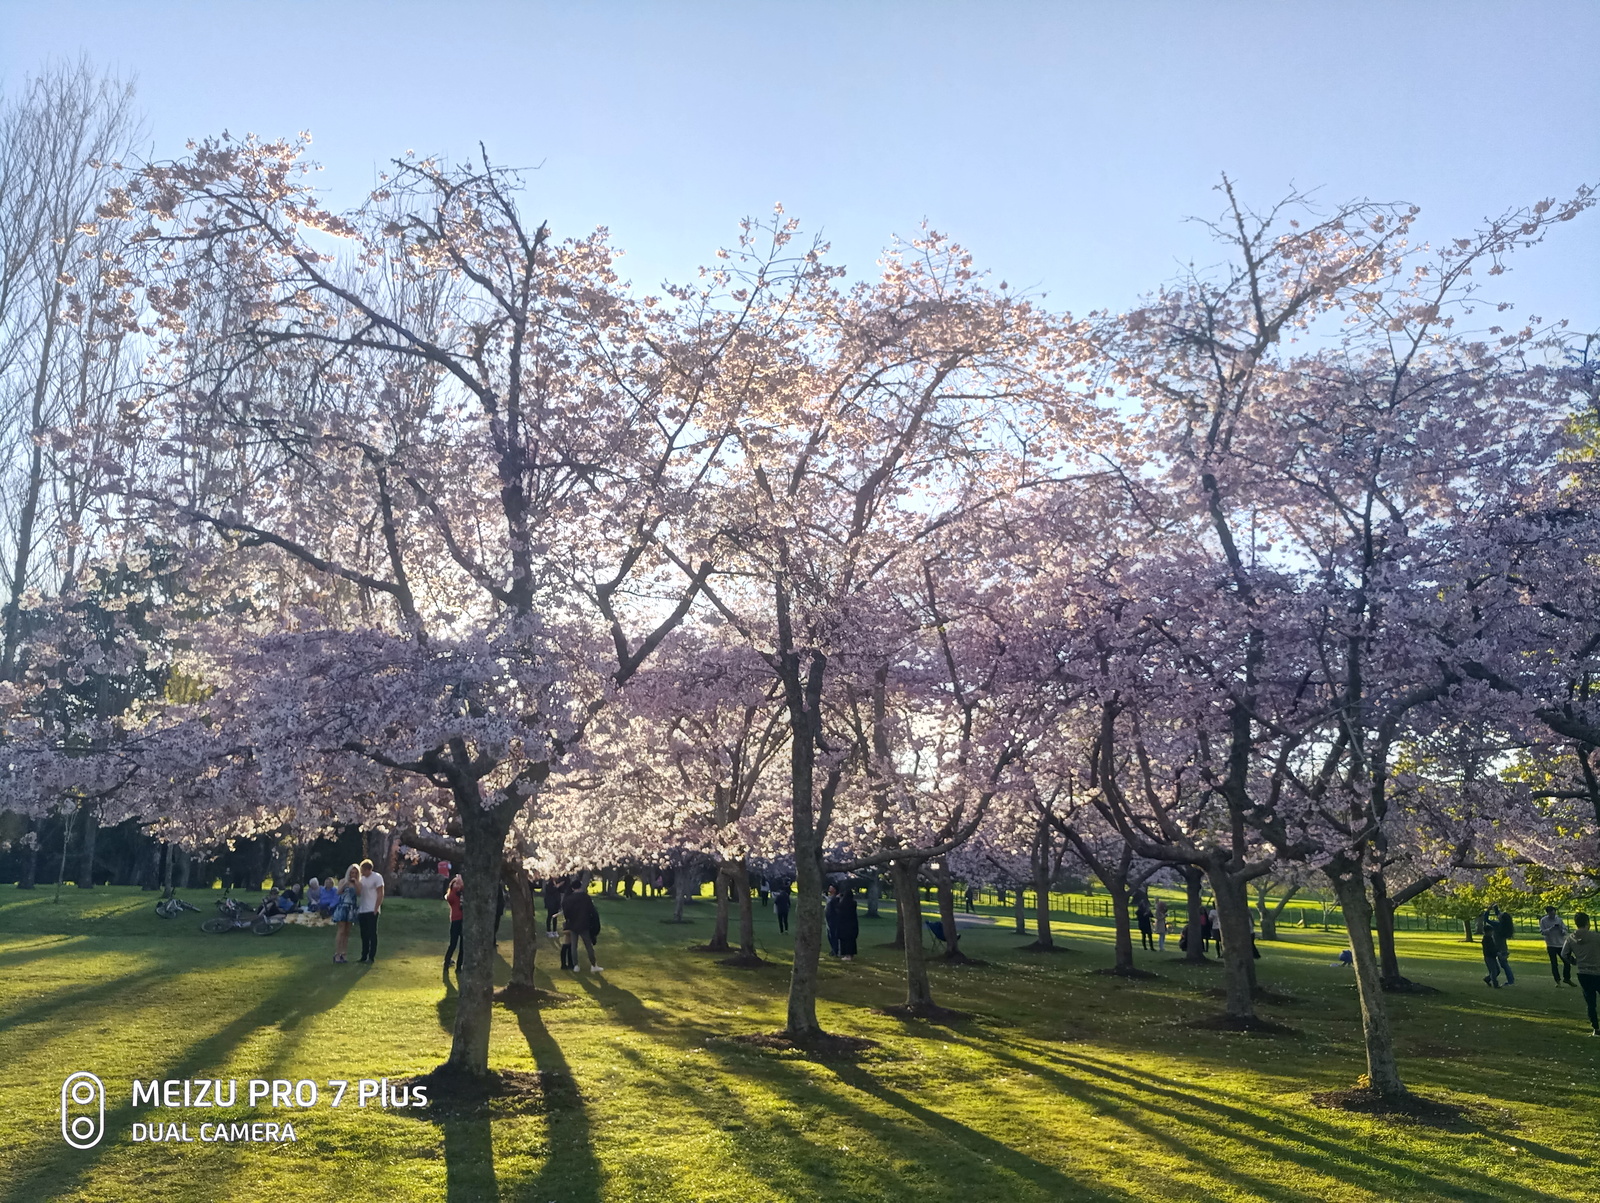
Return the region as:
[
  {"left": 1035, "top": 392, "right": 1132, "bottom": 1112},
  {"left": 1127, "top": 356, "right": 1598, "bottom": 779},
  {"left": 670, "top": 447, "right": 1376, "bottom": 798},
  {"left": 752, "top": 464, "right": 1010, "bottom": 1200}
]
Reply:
[{"left": 2, "top": 885, "right": 1595, "bottom": 1202}]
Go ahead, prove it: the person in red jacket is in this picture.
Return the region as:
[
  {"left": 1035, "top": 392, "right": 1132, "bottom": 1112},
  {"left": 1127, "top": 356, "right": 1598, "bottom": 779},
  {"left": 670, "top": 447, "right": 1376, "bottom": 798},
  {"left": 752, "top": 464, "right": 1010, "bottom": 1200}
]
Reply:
[{"left": 443, "top": 874, "right": 465, "bottom": 973}]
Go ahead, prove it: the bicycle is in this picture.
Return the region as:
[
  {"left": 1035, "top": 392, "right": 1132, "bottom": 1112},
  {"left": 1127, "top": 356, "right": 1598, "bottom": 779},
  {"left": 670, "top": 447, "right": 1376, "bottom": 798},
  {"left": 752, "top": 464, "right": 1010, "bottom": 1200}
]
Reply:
[
  {"left": 155, "top": 887, "right": 200, "bottom": 918},
  {"left": 200, "top": 891, "right": 283, "bottom": 936}
]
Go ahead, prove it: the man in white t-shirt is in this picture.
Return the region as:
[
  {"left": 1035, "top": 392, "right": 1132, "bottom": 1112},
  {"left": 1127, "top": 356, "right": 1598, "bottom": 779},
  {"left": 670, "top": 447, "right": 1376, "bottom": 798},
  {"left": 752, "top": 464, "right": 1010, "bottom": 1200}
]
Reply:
[{"left": 356, "top": 858, "right": 386, "bottom": 964}]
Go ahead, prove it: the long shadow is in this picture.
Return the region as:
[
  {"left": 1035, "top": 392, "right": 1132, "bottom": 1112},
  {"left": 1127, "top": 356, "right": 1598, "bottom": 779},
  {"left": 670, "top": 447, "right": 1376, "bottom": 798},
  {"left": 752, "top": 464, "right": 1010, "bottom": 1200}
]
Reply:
[
  {"left": 1, "top": 955, "right": 364, "bottom": 1203},
  {"left": 0, "top": 935, "right": 91, "bottom": 970},
  {"left": 509, "top": 1003, "right": 603, "bottom": 1203},
  {"left": 442, "top": 1117, "right": 499, "bottom": 1202},
  {"left": 981, "top": 1036, "right": 1569, "bottom": 1203},
  {"left": 0, "top": 965, "right": 172, "bottom": 1036},
  {"left": 579, "top": 976, "right": 1109, "bottom": 1200}
]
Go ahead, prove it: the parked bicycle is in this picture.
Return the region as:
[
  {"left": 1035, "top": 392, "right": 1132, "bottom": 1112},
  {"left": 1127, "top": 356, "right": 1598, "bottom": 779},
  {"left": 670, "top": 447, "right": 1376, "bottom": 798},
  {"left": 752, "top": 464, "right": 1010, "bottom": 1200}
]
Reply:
[
  {"left": 201, "top": 890, "right": 282, "bottom": 936},
  {"left": 154, "top": 887, "right": 200, "bottom": 919}
]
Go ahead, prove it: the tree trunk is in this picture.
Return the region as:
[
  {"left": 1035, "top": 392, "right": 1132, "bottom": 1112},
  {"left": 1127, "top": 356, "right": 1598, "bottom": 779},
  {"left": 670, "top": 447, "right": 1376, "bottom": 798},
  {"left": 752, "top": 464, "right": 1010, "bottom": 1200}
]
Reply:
[
  {"left": 730, "top": 858, "right": 757, "bottom": 959},
  {"left": 672, "top": 860, "right": 691, "bottom": 922},
  {"left": 444, "top": 789, "right": 520, "bottom": 1076},
  {"left": 889, "top": 877, "right": 905, "bottom": 948},
  {"left": 1205, "top": 866, "right": 1258, "bottom": 1020},
  {"left": 1014, "top": 883, "right": 1027, "bottom": 935},
  {"left": 162, "top": 841, "right": 174, "bottom": 891},
  {"left": 1032, "top": 860, "right": 1054, "bottom": 950},
  {"left": 1108, "top": 866, "right": 1135, "bottom": 973},
  {"left": 1462, "top": 917, "right": 1474, "bottom": 942},
  {"left": 865, "top": 874, "right": 880, "bottom": 919},
  {"left": 1329, "top": 868, "right": 1408, "bottom": 1098},
  {"left": 502, "top": 865, "right": 538, "bottom": 992},
  {"left": 17, "top": 819, "right": 38, "bottom": 888},
  {"left": 176, "top": 847, "right": 191, "bottom": 889},
  {"left": 708, "top": 860, "right": 732, "bottom": 952},
  {"left": 1256, "top": 884, "right": 1299, "bottom": 941},
  {"left": 936, "top": 872, "right": 961, "bottom": 959},
  {"left": 77, "top": 803, "right": 98, "bottom": 888},
  {"left": 1181, "top": 866, "right": 1208, "bottom": 963},
  {"left": 893, "top": 859, "right": 935, "bottom": 1009},
  {"left": 1370, "top": 872, "right": 1405, "bottom": 989},
  {"left": 784, "top": 698, "right": 826, "bottom": 1040},
  {"left": 144, "top": 837, "right": 161, "bottom": 891}
]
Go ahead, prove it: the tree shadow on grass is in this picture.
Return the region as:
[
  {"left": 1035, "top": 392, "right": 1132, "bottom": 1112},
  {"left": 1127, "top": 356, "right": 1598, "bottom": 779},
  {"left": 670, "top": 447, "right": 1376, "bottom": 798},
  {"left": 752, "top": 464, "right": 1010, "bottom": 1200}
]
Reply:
[
  {"left": 961, "top": 1035, "right": 1570, "bottom": 1203},
  {"left": 0, "top": 959, "right": 365, "bottom": 1203},
  {"left": 0, "top": 965, "right": 172, "bottom": 1036},
  {"left": 506, "top": 1003, "right": 602, "bottom": 1203}
]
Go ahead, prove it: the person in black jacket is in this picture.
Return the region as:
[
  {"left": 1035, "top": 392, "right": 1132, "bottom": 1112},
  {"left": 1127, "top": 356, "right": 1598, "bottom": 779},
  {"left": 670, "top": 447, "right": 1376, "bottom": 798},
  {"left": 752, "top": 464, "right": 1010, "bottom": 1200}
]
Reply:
[
  {"left": 836, "top": 886, "right": 860, "bottom": 962},
  {"left": 773, "top": 883, "right": 791, "bottom": 933},
  {"left": 543, "top": 879, "right": 562, "bottom": 934},
  {"left": 824, "top": 884, "right": 842, "bottom": 957},
  {"left": 562, "top": 880, "right": 603, "bottom": 973}
]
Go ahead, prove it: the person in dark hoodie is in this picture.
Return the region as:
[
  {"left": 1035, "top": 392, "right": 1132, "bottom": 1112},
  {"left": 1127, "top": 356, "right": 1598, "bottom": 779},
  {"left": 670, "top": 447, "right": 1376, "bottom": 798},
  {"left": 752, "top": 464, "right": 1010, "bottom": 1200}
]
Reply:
[
  {"left": 773, "top": 882, "right": 791, "bottom": 933},
  {"left": 543, "top": 878, "right": 563, "bottom": 935},
  {"left": 1482, "top": 918, "right": 1504, "bottom": 988},
  {"left": 836, "top": 885, "right": 861, "bottom": 962},
  {"left": 824, "top": 883, "right": 842, "bottom": 957},
  {"left": 562, "top": 879, "right": 603, "bottom": 973}
]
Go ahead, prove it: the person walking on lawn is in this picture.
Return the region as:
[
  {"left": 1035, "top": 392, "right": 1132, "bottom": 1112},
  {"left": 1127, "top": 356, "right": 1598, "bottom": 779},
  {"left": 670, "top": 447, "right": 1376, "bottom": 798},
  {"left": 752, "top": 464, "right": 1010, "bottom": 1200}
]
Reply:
[
  {"left": 837, "top": 886, "right": 861, "bottom": 962},
  {"left": 774, "top": 882, "right": 791, "bottom": 934},
  {"left": 562, "top": 879, "right": 603, "bottom": 973},
  {"left": 1137, "top": 898, "right": 1155, "bottom": 951},
  {"left": 1493, "top": 906, "right": 1516, "bottom": 985},
  {"left": 1561, "top": 912, "right": 1600, "bottom": 1035},
  {"left": 356, "top": 858, "right": 385, "bottom": 964},
  {"left": 1541, "top": 906, "right": 1573, "bottom": 986},
  {"left": 443, "top": 874, "right": 465, "bottom": 974},
  {"left": 1482, "top": 919, "right": 1504, "bottom": 988}
]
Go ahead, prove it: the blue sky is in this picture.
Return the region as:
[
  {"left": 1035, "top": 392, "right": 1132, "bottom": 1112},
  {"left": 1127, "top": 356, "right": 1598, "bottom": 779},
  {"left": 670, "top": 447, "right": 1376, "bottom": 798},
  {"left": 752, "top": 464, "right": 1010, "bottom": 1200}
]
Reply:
[{"left": 3, "top": 1, "right": 1596, "bottom": 328}]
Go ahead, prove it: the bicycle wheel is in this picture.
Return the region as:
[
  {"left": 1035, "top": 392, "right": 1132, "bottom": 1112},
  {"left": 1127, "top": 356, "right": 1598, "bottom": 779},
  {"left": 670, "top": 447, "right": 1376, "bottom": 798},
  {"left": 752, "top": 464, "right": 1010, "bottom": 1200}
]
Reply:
[
  {"left": 201, "top": 917, "right": 234, "bottom": 934},
  {"left": 155, "top": 900, "right": 172, "bottom": 918},
  {"left": 252, "top": 914, "right": 284, "bottom": 936}
]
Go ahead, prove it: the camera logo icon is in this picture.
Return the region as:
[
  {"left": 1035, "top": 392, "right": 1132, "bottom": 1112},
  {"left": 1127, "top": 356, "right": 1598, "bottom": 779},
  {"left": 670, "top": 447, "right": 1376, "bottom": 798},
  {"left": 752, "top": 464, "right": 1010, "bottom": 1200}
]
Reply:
[{"left": 61, "top": 1072, "right": 105, "bottom": 1149}]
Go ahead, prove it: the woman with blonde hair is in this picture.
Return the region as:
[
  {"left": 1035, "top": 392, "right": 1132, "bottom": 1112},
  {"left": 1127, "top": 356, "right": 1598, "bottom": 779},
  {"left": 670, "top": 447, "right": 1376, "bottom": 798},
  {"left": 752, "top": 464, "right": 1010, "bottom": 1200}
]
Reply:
[{"left": 332, "top": 864, "right": 361, "bottom": 963}]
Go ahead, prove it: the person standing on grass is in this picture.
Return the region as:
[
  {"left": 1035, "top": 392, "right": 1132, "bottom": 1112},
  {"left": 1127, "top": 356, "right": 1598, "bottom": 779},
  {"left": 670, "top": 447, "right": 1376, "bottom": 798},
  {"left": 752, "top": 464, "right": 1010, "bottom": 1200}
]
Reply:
[
  {"left": 1482, "top": 919, "right": 1504, "bottom": 988},
  {"left": 1155, "top": 899, "right": 1169, "bottom": 953},
  {"left": 1561, "top": 912, "right": 1600, "bottom": 1036},
  {"left": 1491, "top": 906, "right": 1516, "bottom": 985},
  {"left": 562, "top": 879, "right": 603, "bottom": 973},
  {"left": 824, "top": 883, "right": 842, "bottom": 957},
  {"left": 543, "top": 878, "right": 563, "bottom": 935},
  {"left": 332, "top": 864, "right": 360, "bottom": 963},
  {"left": 356, "top": 858, "right": 385, "bottom": 964},
  {"left": 964, "top": 885, "right": 977, "bottom": 914},
  {"left": 774, "top": 882, "right": 791, "bottom": 933},
  {"left": 443, "top": 874, "right": 465, "bottom": 973},
  {"left": 837, "top": 886, "right": 861, "bottom": 962},
  {"left": 1541, "top": 906, "right": 1573, "bottom": 986},
  {"left": 1137, "top": 897, "right": 1155, "bottom": 951}
]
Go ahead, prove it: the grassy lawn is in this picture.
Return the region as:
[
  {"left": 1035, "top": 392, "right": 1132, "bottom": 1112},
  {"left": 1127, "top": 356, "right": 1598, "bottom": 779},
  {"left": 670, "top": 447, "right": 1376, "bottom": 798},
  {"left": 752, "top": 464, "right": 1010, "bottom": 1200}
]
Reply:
[{"left": 2, "top": 884, "right": 1596, "bottom": 1202}]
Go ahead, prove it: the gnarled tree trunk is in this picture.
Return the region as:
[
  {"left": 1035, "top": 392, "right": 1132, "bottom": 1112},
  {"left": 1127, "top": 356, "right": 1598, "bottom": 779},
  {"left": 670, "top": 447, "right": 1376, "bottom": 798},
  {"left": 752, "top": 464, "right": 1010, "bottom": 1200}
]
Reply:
[
  {"left": 1181, "top": 866, "right": 1208, "bottom": 964},
  {"left": 501, "top": 865, "right": 539, "bottom": 993},
  {"left": 1205, "top": 866, "right": 1259, "bottom": 1020},
  {"left": 444, "top": 787, "right": 520, "bottom": 1076},
  {"left": 893, "top": 858, "right": 934, "bottom": 1009},
  {"left": 1329, "top": 867, "right": 1408, "bottom": 1098},
  {"left": 708, "top": 860, "right": 733, "bottom": 952}
]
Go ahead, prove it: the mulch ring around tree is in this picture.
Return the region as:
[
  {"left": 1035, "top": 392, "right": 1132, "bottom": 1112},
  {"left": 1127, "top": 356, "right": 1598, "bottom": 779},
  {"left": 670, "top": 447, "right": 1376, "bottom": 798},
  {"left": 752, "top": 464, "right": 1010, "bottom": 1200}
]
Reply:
[
  {"left": 1380, "top": 977, "right": 1443, "bottom": 995},
  {"left": 1205, "top": 986, "right": 1299, "bottom": 1005},
  {"left": 492, "top": 984, "right": 564, "bottom": 1007},
  {"left": 1094, "top": 965, "right": 1161, "bottom": 980},
  {"left": 1310, "top": 1086, "right": 1470, "bottom": 1126},
  {"left": 879, "top": 1001, "right": 972, "bottom": 1024},
  {"left": 399, "top": 1067, "right": 581, "bottom": 1120},
  {"left": 1019, "top": 942, "right": 1076, "bottom": 953},
  {"left": 1184, "top": 1013, "right": 1300, "bottom": 1036},
  {"left": 730, "top": 1031, "right": 881, "bottom": 1061}
]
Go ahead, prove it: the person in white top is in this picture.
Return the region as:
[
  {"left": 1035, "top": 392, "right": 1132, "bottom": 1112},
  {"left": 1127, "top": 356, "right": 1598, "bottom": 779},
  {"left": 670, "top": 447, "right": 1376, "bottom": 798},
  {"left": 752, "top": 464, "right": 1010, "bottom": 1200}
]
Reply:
[
  {"left": 356, "top": 858, "right": 386, "bottom": 964},
  {"left": 1155, "top": 899, "right": 1169, "bottom": 952},
  {"left": 1540, "top": 906, "right": 1572, "bottom": 986}
]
